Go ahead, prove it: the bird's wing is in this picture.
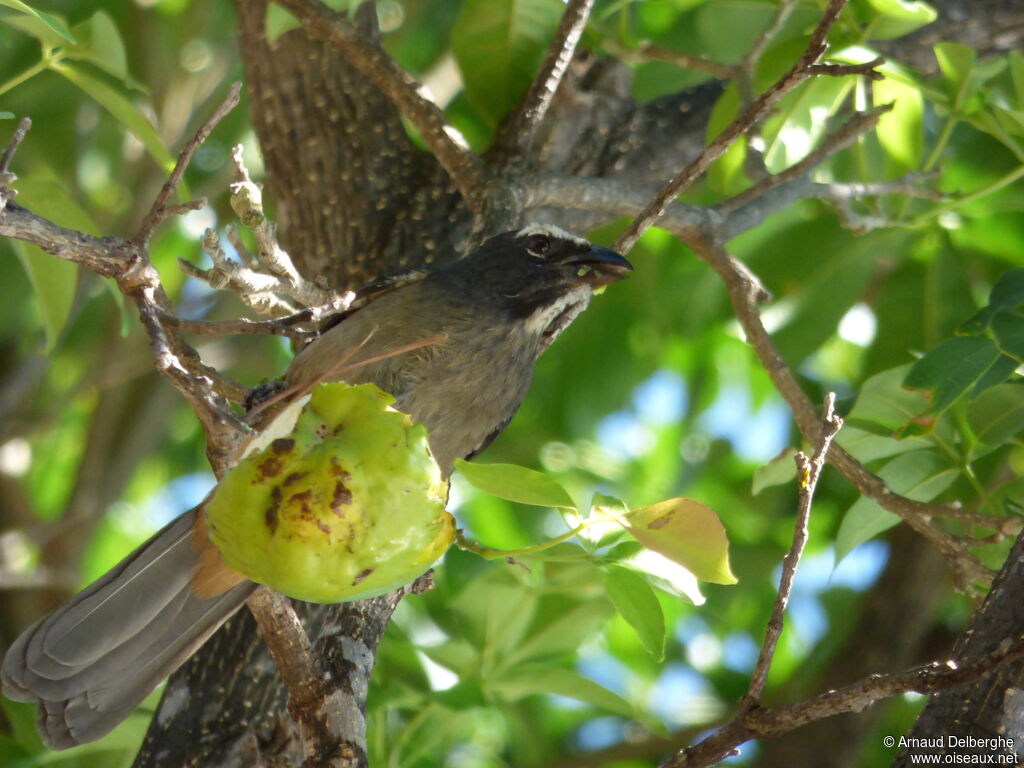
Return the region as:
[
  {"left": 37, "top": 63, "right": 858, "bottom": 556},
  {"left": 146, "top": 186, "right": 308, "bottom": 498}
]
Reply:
[{"left": 319, "top": 267, "right": 431, "bottom": 334}]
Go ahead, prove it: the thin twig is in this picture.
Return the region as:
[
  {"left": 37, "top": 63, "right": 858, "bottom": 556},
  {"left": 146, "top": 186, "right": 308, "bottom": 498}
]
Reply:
[
  {"left": 613, "top": 0, "right": 868, "bottom": 255},
  {"left": 690, "top": 234, "right": 992, "bottom": 590},
  {"left": 604, "top": 39, "right": 737, "bottom": 80},
  {"left": 135, "top": 82, "right": 242, "bottom": 246},
  {"left": 272, "top": 0, "right": 488, "bottom": 209},
  {"left": 808, "top": 58, "right": 885, "bottom": 80},
  {"left": 0, "top": 116, "right": 31, "bottom": 176},
  {"left": 661, "top": 634, "right": 1024, "bottom": 767},
  {"left": 741, "top": 0, "right": 800, "bottom": 78},
  {"left": 717, "top": 105, "right": 894, "bottom": 215},
  {"left": 747, "top": 394, "right": 843, "bottom": 702},
  {"left": 159, "top": 312, "right": 311, "bottom": 342},
  {"left": 497, "top": 0, "right": 595, "bottom": 160}
]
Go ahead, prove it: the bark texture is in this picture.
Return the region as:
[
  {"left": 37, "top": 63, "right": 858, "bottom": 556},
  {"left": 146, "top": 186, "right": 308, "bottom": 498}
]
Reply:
[{"left": 892, "top": 531, "right": 1024, "bottom": 766}]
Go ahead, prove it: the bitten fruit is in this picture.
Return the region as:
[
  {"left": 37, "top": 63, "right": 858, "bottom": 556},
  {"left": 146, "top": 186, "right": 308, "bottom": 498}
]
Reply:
[{"left": 206, "top": 382, "right": 454, "bottom": 602}]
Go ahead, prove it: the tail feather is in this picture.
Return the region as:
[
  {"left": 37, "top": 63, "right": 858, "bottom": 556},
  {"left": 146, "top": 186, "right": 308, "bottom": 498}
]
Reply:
[{"left": 2, "top": 507, "right": 255, "bottom": 749}]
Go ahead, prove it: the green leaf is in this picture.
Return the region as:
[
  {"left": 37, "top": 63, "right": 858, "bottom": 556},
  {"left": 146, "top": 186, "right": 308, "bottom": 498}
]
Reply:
[
  {"left": 622, "top": 498, "right": 736, "bottom": 585},
  {"left": 903, "top": 336, "right": 1004, "bottom": 414},
  {"left": 489, "top": 665, "right": 637, "bottom": 718},
  {"left": 451, "top": 0, "right": 563, "bottom": 125},
  {"left": 265, "top": 4, "right": 300, "bottom": 44},
  {"left": 505, "top": 597, "right": 612, "bottom": 666},
  {"left": 846, "top": 364, "right": 927, "bottom": 433},
  {"left": 0, "top": 0, "right": 75, "bottom": 43},
  {"left": 934, "top": 41, "right": 1006, "bottom": 115},
  {"left": 875, "top": 69, "right": 924, "bottom": 171},
  {"left": 968, "top": 383, "right": 1024, "bottom": 452},
  {"left": 864, "top": 0, "right": 937, "bottom": 40},
  {"left": 66, "top": 10, "right": 128, "bottom": 81},
  {"left": 970, "top": 352, "right": 1018, "bottom": 397},
  {"left": 52, "top": 60, "right": 174, "bottom": 172},
  {"left": 990, "top": 310, "right": 1024, "bottom": 363},
  {"left": 835, "top": 496, "right": 899, "bottom": 565},
  {"left": 10, "top": 241, "right": 76, "bottom": 353},
  {"left": 455, "top": 460, "right": 577, "bottom": 509},
  {"left": 987, "top": 476, "right": 1024, "bottom": 518},
  {"left": 770, "top": 229, "right": 896, "bottom": 366},
  {"left": 12, "top": 175, "right": 102, "bottom": 351},
  {"left": 601, "top": 541, "right": 705, "bottom": 604},
  {"left": 763, "top": 75, "right": 855, "bottom": 171},
  {"left": 835, "top": 450, "right": 959, "bottom": 563},
  {"left": 705, "top": 83, "right": 748, "bottom": 195},
  {"left": 988, "top": 268, "right": 1024, "bottom": 309},
  {"left": 836, "top": 425, "right": 932, "bottom": 464},
  {"left": 603, "top": 564, "right": 666, "bottom": 661},
  {"left": 752, "top": 447, "right": 798, "bottom": 495},
  {"left": 935, "top": 41, "right": 976, "bottom": 90},
  {"left": 0, "top": 111, "right": 15, "bottom": 119}
]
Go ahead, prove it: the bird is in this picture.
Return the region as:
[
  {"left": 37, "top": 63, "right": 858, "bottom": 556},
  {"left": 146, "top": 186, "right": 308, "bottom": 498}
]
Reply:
[{"left": 1, "top": 223, "right": 632, "bottom": 749}]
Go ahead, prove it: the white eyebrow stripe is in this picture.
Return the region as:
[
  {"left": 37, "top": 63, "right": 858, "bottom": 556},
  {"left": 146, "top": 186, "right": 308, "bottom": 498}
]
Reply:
[{"left": 516, "top": 223, "right": 589, "bottom": 249}]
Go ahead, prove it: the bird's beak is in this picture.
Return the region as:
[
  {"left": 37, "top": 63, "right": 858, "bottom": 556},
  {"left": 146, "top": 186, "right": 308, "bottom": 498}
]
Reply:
[{"left": 563, "top": 245, "right": 633, "bottom": 288}]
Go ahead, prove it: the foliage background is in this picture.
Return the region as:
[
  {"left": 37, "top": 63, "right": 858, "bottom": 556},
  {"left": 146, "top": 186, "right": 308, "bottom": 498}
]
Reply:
[{"left": 1, "top": 0, "right": 1023, "bottom": 766}]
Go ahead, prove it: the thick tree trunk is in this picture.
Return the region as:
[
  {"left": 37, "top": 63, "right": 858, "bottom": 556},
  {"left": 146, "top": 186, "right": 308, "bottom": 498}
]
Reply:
[{"left": 891, "top": 531, "right": 1024, "bottom": 767}]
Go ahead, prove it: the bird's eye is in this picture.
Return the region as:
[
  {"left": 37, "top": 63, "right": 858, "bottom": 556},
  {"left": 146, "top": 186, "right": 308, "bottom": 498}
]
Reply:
[{"left": 526, "top": 234, "right": 551, "bottom": 257}]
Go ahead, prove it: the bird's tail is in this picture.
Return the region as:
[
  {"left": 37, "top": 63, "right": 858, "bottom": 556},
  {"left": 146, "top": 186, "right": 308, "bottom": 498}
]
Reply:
[{"left": 2, "top": 506, "right": 255, "bottom": 749}]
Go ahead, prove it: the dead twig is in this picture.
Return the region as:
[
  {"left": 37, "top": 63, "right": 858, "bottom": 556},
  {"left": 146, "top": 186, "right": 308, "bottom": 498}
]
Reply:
[
  {"left": 746, "top": 394, "right": 843, "bottom": 702},
  {"left": 135, "top": 82, "right": 242, "bottom": 246}
]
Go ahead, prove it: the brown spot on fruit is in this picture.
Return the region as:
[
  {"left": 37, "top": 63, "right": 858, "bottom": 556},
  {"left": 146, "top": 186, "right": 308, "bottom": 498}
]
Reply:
[
  {"left": 317, "top": 520, "right": 331, "bottom": 535},
  {"left": 257, "top": 441, "right": 294, "bottom": 481},
  {"left": 256, "top": 456, "right": 283, "bottom": 480},
  {"left": 352, "top": 568, "right": 374, "bottom": 585},
  {"left": 271, "top": 438, "right": 295, "bottom": 454},
  {"left": 265, "top": 486, "right": 282, "bottom": 534},
  {"left": 331, "top": 480, "right": 353, "bottom": 514},
  {"left": 288, "top": 490, "right": 314, "bottom": 519},
  {"left": 283, "top": 472, "right": 306, "bottom": 486}
]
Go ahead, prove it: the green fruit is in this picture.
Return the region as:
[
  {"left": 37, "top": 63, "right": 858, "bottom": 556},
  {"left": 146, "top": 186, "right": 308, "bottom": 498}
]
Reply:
[{"left": 206, "top": 382, "right": 453, "bottom": 602}]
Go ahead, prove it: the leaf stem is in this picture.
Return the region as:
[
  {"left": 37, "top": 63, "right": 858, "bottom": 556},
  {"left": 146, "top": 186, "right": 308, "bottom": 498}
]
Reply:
[
  {"left": 913, "top": 164, "right": 1024, "bottom": 225},
  {"left": 0, "top": 56, "right": 54, "bottom": 98},
  {"left": 456, "top": 522, "right": 596, "bottom": 560}
]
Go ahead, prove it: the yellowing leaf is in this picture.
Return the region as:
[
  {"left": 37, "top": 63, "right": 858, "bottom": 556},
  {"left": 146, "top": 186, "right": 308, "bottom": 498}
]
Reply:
[{"left": 623, "top": 498, "right": 736, "bottom": 585}]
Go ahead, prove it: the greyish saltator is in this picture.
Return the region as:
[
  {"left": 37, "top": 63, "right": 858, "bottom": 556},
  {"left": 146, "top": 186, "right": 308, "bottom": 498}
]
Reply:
[{"left": 1, "top": 224, "right": 632, "bottom": 748}]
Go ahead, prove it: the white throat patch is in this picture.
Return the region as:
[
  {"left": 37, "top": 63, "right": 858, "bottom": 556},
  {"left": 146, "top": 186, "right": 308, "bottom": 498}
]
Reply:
[{"left": 523, "top": 283, "right": 592, "bottom": 341}]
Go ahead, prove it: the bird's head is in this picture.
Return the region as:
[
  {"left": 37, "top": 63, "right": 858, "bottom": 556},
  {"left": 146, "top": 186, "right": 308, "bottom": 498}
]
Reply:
[{"left": 438, "top": 224, "right": 633, "bottom": 349}]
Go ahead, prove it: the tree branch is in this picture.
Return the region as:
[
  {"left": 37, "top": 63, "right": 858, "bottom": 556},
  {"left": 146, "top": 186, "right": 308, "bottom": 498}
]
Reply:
[
  {"left": 613, "top": 0, "right": 878, "bottom": 255},
  {"left": 248, "top": 587, "right": 363, "bottom": 767},
  {"left": 689, "top": 234, "right": 992, "bottom": 591},
  {"left": 747, "top": 394, "right": 843, "bottom": 702},
  {"left": 0, "top": 93, "right": 250, "bottom": 476},
  {"left": 716, "top": 105, "right": 895, "bottom": 216},
  {"left": 271, "top": 0, "right": 488, "bottom": 210},
  {"left": 496, "top": 0, "right": 595, "bottom": 161},
  {"left": 135, "top": 83, "right": 242, "bottom": 246},
  {"left": 661, "top": 633, "right": 1024, "bottom": 767}
]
